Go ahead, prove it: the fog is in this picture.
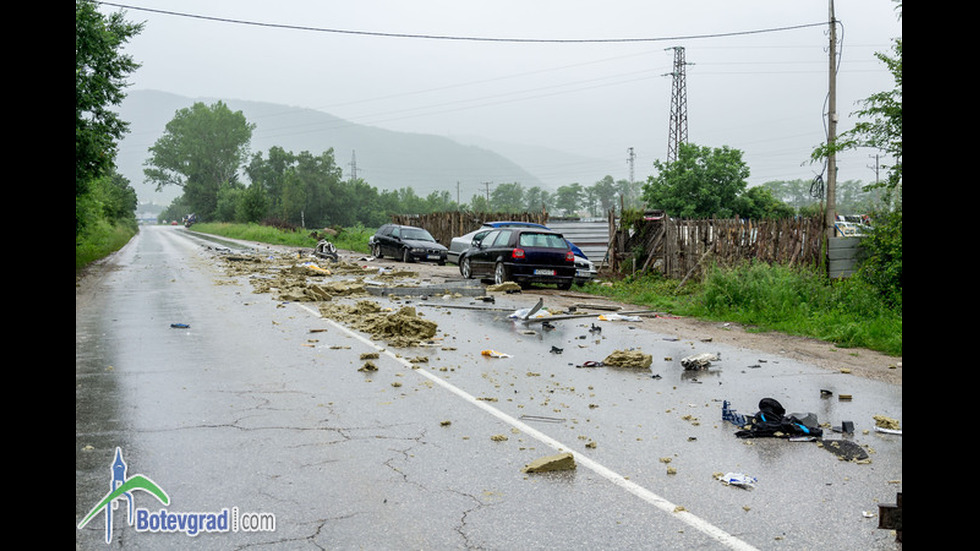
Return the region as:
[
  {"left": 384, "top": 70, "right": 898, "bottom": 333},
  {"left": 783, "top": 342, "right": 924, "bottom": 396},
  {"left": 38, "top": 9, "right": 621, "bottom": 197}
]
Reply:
[{"left": 99, "top": 0, "right": 902, "bottom": 202}]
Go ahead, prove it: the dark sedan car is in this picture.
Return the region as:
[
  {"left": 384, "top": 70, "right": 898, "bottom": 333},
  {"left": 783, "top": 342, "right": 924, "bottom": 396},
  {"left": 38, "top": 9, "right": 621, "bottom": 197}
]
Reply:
[
  {"left": 369, "top": 224, "right": 448, "bottom": 264},
  {"left": 458, "top": 227, "right": 575, "bottom": 289}
]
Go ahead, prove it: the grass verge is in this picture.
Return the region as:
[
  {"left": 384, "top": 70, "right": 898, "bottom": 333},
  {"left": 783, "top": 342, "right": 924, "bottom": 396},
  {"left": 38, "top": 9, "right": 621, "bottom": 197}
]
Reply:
[
  {"left": 580, "top": 262, "right": 901, "bottom": 357},
  {"left": 191, "top": 222, "right": 373, "bottom": 253}
]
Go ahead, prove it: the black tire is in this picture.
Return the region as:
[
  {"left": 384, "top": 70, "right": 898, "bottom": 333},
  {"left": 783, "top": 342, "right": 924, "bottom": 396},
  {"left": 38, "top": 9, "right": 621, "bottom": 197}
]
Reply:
[
  {"left": 402, "top": 248, "right": 413, "bottom": 263},
  {"left": 557, "top": 279, "right": 573, "bottom": 290},
  {"left": 493, "top": 262, "right": 509, "bottom": 285},
  {"left": 372, "top": 244, "right": 382, "bottom": 258},
  {"left": 460, "top": 258, "right": 472, "bottom": 279}
]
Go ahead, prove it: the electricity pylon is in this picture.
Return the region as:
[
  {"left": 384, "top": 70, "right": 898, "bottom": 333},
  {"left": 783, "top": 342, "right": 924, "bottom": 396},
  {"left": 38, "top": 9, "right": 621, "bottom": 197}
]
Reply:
[{"left": 665, "top": 46, "right": 692, "bottom": 164}]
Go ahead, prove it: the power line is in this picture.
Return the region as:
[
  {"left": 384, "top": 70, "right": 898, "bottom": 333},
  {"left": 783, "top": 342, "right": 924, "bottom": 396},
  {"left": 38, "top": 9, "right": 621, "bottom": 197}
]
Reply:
[{"left": 97, "top": 2, "right": 825, "bottom": 44}]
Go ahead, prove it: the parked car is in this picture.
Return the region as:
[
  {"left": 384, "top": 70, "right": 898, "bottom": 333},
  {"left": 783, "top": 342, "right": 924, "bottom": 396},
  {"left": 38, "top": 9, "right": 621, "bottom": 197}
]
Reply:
[
  {"left": 448, "top": 221, "right": 595, "bottom": 284},
  {"left": 458, "top": 227, "right": 575, "bottom": 290},
  {"left": 573, "top": 255, "right": 597, "bottom": 285},
  {"left": 369, "top": 224, "right": 448, "bottom": 264}
]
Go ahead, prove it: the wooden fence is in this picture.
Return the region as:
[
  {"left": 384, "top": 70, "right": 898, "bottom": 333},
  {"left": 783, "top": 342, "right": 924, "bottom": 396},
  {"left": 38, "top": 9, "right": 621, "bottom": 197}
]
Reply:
[
  {"left": 389, "top": 211, "right": 548, "bottom": 247},
  {"left": 606, "top": 213, "right": 825, "bottom": 280}
]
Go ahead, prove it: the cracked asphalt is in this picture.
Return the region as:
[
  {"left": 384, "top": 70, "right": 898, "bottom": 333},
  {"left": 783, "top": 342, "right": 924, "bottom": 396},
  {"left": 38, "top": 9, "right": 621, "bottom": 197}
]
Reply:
[{"left": 76, "top": 225, "right": 902, "bottom": 550}]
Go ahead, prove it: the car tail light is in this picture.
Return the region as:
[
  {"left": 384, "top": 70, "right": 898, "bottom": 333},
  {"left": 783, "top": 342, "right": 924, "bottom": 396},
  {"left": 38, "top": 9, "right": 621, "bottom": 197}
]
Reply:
[
  {"left": 565, "top": 251, "right": 574, "bottom": 262},
  {"left": 511, "top": 248, "right": 526, "bottom": 259}
]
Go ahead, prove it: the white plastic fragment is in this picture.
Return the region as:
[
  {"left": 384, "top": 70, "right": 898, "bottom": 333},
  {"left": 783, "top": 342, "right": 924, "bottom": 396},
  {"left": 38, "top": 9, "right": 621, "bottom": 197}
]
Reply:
[{"left": 719, "top": 472, "right": 757, "bottom": 489}]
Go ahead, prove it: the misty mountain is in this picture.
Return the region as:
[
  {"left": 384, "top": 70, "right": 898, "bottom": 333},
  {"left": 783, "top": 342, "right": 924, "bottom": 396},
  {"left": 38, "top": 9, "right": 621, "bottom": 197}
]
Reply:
[{"left": 118, "top": 90, "right": 612, "bottom": 208}]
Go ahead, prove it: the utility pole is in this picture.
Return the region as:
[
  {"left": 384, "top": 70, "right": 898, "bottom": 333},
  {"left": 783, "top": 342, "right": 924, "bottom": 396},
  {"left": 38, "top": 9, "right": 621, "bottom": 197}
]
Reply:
[
  {"left": 825, "top": 0, "right": 838, "bottom": 240},
  {"left": 665, "top": 46, "right": 692, "bottom": 164}
]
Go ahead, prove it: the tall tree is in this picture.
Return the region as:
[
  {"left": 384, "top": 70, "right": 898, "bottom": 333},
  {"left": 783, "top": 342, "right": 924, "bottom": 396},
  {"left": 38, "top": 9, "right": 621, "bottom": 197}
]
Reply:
[
  {"left": 589, "top": 175, "right": 618, "bottom": 216},
  {"left": 491, "top": 182, "right": 525, "bottom": 213},
  {"left": 554, "top": 183, "right": 583, "bottom": 216},
  {"left": 524, "top": 186, "right": 552, "bottom": 213},
  {"left": 75, "top": 0, "right": 142, "bottom": 235},
  {"left": 643, "top": 143, "right": 750, "bottom": 219},
  {"left": 143, "top": 101, "right": 255, "bottom": 220}
]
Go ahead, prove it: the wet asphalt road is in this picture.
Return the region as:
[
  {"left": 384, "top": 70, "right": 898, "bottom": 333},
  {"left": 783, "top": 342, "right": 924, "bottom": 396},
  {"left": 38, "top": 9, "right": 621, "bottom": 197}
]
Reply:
[{"left": 76, "top": 225, "right": 902, "bottom": 550}]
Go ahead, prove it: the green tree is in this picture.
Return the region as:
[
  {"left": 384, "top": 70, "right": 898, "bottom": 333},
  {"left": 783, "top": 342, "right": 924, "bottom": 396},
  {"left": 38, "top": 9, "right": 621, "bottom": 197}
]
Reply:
[
  {"left": 731, "top": 186, "right": 795, "bottom": 219},
  {"left": 524, "top": 186, "right": 552, "bottom": 213},
  {"left": 75, "top": 0, "right": 142, "bottom": 236},
  {"left": 144, "top": 101, "right": 255, "bottom": 220},
  {"left": 589, "top": 175, "right": 618, "bottom": 216},
  {"left": 237, "top": 182, "right": 270, "bottom": 223},
  {"left": 469, "top": 194, "right": 491, "bottom": 212},
  {"left": 643, "top": 143, "right": 750, "bottom": 218},
  {"left": 491, "top": 182, "right": 525, "bottom": 213},
  {"left": 246, "top": 146, "right": 296, "bottom": 217},
  {"left": 615, "top": 178, "right": 644, "bottom": 212},
  {"left": 554, "top": 183, "right": 583, "bottom": 216}
]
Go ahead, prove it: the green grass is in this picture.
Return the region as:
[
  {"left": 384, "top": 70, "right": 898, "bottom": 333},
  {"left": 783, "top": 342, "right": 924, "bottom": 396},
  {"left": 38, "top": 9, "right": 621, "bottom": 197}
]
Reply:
[
  {"left": 190, "top": 222, "right": 374, "bottom": 253},
  {"left": 580, "top": 262, "right": 902, "bottom": 357},
  {"left": 75, "top": 221, "right": 138, "bottom": 271}
]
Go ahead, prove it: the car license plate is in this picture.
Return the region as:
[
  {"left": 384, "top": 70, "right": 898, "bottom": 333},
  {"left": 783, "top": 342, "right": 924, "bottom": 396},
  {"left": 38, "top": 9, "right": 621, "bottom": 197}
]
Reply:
[
  {"left": 576, "top": 270, "right": 590, "bottom": 277},
  {"left": 534, "top": 269, "right": 556, "bottom": 276},
  {"left": 427, "top": 255, "right": 440, "bottom": 260}
]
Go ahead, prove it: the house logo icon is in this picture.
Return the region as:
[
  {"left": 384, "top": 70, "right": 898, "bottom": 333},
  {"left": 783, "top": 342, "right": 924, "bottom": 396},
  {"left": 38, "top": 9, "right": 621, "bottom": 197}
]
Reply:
[{"left": 77, "top": 447, "right": 170, "bottom": 544}]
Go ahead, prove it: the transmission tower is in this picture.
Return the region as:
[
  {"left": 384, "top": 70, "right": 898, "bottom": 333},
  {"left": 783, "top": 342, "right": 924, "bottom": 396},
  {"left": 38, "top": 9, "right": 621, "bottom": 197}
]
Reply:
[
  {"left": 348, "top": 150, "right": 358, "bottom": 182},
  {"left": 665, "top": 46, "right": 693, "bottom": 164},
  {"left": 627, "top": 147, "right": 636, "bottom": 185}
]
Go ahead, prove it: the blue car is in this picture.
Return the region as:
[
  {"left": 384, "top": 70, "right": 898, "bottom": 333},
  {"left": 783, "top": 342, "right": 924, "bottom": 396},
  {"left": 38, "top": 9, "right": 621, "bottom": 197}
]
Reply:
[{"left": 458, "top": 227, "right": 575, "bottom": 290}]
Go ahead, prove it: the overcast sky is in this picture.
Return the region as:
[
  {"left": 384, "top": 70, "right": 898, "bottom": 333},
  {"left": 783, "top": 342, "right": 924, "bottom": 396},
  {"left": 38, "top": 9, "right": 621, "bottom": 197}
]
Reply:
[{"left": 99, "top": 0, "right": 902, "bottom": 192}]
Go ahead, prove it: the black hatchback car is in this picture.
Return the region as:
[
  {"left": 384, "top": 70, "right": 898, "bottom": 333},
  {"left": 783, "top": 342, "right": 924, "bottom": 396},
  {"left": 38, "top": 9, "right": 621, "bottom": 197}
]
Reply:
[
  {"left": 369, "top": 224, "right": 448, "bottom": 264},
  {"left": 458, "top": 228, "right": 575, "bottom": 289}
]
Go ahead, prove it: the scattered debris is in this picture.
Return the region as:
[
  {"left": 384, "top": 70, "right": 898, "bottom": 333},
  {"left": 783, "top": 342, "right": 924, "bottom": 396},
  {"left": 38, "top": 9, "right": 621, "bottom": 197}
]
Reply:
[
  {"left": 522, "top": 452, "right": 576, "bottom": 473},
  {"left": 721, "top": 400, "right": 748, "bottom": 427},
  {"left": 509, "top": 298, "right": 549, "bottom": 320},
  {"left": 734, "top": 398, "right": 823, "bottom": 439},
  {"left": 319, "top": 300, "right": 438, "bottom": 347},
  {"left": 490, "top": 434, "right": 509, "bottom": 442},
  {"left": 716, "top": 472, "right": 757, "bottom": 490},
  {"left": 170, "top": 323, "right": 190, "bottom": 329},
  {"left": 597, "top": 313, "right": 642, "bottom": 322},
  {"left": 358, "top": 361, "right": 378, "bottom": 372},
  {"left": 603, "top": 349, "right": 652, "bottom": 368},
  {"left": 313, "top": 239, "right": 339, "bottom": 261},
  {"left": 873, "top": 415, "right": 902, "bottom": 435},
  {"left": 481, "top": 349, "right": 512, "bottom": 358},
  {"left": 519, "top": 414, "right": 566, "bottom": 423},
  {"left": 680, "top": 352, "right": 719, "bottom": 370},
  {"left": 818, "top": 439, "right": 870, "bottom": 462},
  {"left": 486, "top": 282, "right": 522, "bottom": 293}
]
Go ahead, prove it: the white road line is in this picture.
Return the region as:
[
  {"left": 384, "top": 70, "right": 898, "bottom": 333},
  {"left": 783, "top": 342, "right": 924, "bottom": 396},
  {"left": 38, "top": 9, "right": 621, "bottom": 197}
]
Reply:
[{"left": 300, "top": 304, "right": 759, "bottom": 551}]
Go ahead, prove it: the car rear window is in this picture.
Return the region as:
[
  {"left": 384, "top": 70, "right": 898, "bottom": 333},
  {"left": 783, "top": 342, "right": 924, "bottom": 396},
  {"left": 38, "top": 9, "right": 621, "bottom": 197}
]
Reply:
[{"left": 518, "top": 233, "right": 567, "bottom": 249}]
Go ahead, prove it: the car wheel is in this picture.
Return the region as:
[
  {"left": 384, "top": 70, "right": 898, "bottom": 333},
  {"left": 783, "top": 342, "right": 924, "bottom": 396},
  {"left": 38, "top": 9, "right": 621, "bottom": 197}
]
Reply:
[
  {"left": 460, "top": 258, "right": 472, "bottom": 279},
  {"left": 402, "top": 248, "right": 413, "bottom": 263},
  {"left": 372, "top": 244, "right": 382, "bottom": 258},
  {"left": 558, "top": 279, "right": 573, "bottom": 291},
  {"left": 493, "top": 262, "right": 509, "bottom": 285}
]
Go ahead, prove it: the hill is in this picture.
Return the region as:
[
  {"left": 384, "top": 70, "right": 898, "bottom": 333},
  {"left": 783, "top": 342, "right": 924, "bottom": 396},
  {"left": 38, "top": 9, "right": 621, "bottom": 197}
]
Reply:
[{"left": 117, "top": 90, "right": 573, "bottom": 208}]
